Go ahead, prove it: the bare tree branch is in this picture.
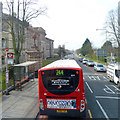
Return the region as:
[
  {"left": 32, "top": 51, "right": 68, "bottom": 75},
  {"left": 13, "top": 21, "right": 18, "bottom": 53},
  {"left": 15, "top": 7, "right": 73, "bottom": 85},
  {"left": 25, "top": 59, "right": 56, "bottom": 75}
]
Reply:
[
  {"left": 3, "top": 0, "right": 47, "bottom": 63},
  {"left": 105, "top": 8, "right": 120, "bottom": 48}
]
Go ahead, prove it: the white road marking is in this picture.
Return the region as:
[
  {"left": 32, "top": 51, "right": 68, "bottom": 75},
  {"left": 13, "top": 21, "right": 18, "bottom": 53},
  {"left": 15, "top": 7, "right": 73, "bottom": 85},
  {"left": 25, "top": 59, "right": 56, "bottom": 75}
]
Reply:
[
  {"left": 111, "top": 85, "right": 120, "bottom": 92},
  {"left": 103, "top": 85, "right": 115, "bottom": 94},
  {"left": 106, "top": 85, "right": 120, "bottom": 94},
  {"left": 85, "top": 82, "right": 93, "bottom": 93},
  {"left": 92, "top": 76, "right": 96, "bottom": 80},
  {"left": 96, "top": 100, "right": 109, "bottom": 120},
  {"left": 88, "top": 76, "right": 96, "bottom": 80},
  {"left": 96, "top": 96, "right": 120, "bottom": 99},
  {"left": 103, "top": 76, "right": 108, "bottom": 81},
  {"left": 88, "top": 76, "right": 92, "bottom": 80},
  {"left": 97, "top": 76, "right": 100, "bottom": 80}
]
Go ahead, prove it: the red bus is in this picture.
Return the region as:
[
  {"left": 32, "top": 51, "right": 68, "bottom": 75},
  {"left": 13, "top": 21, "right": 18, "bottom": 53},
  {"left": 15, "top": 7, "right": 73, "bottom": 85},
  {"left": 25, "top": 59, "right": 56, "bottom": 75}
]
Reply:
[{"left": 38, "top": 59, "right": 86, "bottom": 118}]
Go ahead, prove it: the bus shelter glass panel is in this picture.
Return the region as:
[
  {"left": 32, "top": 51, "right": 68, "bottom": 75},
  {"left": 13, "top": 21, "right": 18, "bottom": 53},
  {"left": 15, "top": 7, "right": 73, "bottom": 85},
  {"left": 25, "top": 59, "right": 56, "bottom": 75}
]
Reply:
[{"left": 14, "top": 66, "right": 25, "bottom": 81}]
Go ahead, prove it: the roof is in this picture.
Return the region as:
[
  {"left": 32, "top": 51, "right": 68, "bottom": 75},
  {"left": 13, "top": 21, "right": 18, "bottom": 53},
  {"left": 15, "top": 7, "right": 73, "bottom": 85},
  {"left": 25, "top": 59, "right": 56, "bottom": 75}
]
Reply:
[
  {"left": 42, "top": 59, "right": 80, "bottom": 69},
  {"left": 13, "top": 61, "right": 38, "bottom": 67}
]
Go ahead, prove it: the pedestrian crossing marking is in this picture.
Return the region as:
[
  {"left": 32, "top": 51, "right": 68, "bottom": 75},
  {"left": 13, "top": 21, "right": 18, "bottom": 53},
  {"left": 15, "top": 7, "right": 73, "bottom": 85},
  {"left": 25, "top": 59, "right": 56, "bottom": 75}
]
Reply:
[{"left": 84, "top": 75, "right": 107, "bottom": 81}]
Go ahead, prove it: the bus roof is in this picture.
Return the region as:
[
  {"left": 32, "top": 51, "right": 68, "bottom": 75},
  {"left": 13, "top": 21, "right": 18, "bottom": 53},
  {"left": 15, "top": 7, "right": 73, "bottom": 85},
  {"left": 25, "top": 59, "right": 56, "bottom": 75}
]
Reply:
[
  {"left": 13, "top": 61, "right": 38, "bottom": 67},
  {"left": 42, "top": 59, "right": 80, "bottom": 69}
]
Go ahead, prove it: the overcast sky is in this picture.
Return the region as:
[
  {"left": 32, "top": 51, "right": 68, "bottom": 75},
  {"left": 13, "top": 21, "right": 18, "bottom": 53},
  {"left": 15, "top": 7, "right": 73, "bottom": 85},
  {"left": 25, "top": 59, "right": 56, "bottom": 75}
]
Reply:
[
  {"left": 2, "top": 0, "right": 120, "bottom": 50},
  {"left": 30, "top": 0, "right": 119, "bottom": 50}
]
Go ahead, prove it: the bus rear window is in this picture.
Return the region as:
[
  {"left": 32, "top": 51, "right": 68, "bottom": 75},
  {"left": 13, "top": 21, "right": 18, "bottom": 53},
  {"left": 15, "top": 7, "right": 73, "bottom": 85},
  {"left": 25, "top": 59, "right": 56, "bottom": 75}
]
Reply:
[{"left": 41, "top": 69, "right": 79, "bottom": 95}]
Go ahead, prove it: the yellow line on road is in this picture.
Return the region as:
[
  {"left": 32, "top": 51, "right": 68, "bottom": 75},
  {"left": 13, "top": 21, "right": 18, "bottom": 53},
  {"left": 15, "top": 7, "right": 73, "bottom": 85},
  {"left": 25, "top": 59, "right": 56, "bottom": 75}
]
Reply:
[{"left": 88, "top": 109, "right": 92, "bottom": 118}]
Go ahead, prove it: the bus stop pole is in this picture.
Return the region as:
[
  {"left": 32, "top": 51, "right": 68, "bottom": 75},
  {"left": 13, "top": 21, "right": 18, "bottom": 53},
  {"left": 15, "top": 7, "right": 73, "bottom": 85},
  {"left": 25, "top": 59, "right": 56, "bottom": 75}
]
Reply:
[
  {"left": 13, "top": 71, "right": 15, "bottom": 90},
  {"left": 6, "top": 57, "right": 10, "bottom": 95}
]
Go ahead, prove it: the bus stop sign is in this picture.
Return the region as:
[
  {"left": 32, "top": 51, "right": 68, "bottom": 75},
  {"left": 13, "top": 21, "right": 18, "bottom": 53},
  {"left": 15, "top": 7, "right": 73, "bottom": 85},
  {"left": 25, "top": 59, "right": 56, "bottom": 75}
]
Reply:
[{"left": 7, "top": 53, "right": 13, "bottom": 64}]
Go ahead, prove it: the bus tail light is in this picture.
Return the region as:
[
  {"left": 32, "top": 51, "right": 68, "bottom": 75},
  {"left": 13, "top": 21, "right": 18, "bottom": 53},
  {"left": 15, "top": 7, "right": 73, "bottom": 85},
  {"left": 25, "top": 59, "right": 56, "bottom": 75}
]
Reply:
[
  {"left": 40, "top": 99, "right": 44, "bottom": 110},
  {"left": 80, "top": 100, "right": 85, "bottom": 112}
]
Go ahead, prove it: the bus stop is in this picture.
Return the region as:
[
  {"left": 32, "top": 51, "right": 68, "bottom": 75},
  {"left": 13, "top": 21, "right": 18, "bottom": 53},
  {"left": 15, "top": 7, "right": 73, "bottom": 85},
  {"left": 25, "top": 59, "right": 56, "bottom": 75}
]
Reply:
[{"left": 13, "top": 61, "right": 38, "bottom": 90}]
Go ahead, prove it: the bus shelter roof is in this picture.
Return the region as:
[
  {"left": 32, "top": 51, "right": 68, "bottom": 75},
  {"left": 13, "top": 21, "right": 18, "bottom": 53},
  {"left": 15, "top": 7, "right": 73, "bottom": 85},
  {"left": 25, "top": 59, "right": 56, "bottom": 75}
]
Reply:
[{"left": 13, "top": 61, "right": 38, "bottom": 67}]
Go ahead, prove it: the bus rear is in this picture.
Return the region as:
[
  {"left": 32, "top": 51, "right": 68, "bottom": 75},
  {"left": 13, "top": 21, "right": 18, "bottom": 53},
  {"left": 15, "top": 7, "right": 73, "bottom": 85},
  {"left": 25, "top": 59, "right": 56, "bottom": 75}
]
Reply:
[{"left": 38, "top": 60, "right": 86, "bottom": 118}]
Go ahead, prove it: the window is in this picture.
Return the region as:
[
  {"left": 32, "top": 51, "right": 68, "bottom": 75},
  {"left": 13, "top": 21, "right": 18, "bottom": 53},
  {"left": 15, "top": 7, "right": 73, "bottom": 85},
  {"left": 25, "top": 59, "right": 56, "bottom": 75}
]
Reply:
[
  {"left": 41, "top": 69, "right": 79, "bottom": 95},
  {"left": 2, "top": 23, "right": 9, "bottom": 32},
  {"left": 2, "top": 38, "right": 6, "bottom": 49},
  {"left": 2, "top": 56, "right": 5, "bottom": 65}
]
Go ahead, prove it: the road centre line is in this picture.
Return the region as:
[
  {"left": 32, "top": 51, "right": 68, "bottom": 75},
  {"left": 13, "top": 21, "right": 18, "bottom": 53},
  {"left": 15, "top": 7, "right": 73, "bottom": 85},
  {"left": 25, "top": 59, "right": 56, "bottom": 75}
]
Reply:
[
  {"left": 85, "top": 82, "right": 93, "bottom": 93},
  {"left": 96, "top": 100, "right": 109, "bottom": 120},
  {"left": 96, "top": 96, "right": 120, "bottom": 99}
]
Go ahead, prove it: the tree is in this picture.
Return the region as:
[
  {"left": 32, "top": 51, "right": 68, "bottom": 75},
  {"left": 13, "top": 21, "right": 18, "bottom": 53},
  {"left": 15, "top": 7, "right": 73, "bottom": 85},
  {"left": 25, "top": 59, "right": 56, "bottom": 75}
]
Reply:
[
  {"left": 105, "top": 9, "right": 120, "bottom": 48},
  {"left": 5, "top": 0, "right": 47, "bottom": 64},
  {"left": 105, "top": 8, "right": 120, "bottom": 61},
  {"left": 58, "top": 45, "right": 66, "bottom": 58},
  {"left": 101, "top": 41, "right": 113, "bottom": 55},
  {"left": 81, "top": 38, "right": 93, "bottom": 56}
]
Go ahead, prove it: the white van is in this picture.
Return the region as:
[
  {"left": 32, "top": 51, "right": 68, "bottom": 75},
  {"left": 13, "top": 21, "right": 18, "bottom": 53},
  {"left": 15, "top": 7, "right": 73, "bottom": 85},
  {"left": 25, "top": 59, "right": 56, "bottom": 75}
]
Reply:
[{"left": 107, "top": 63, "right": 120, "bottom": 85}]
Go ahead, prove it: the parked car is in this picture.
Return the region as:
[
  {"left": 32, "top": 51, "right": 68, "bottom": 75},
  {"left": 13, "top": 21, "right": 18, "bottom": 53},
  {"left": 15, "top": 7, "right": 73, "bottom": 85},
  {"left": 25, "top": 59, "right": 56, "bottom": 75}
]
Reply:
[
  {"left": 86, "top": 60, "right": 95, "bottom": 66},
  {"left": 79, "top": 58, "right": 83, "bottom": 62},
  {"left": 94, "top": 64, "right": 106, "bottom": 72},
  {"left": 83, "top": 59, "right": 88, "bottom": 64}
]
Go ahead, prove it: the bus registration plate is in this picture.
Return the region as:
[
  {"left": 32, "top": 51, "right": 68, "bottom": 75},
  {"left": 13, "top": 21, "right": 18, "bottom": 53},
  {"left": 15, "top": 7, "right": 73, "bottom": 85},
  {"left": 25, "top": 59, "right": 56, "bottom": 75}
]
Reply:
[
  {"left": 57, "top": 110, "right": 67, "bottom": 113},
  {"left": 47, "top": 99, "right": 76, "bottom": 109}
]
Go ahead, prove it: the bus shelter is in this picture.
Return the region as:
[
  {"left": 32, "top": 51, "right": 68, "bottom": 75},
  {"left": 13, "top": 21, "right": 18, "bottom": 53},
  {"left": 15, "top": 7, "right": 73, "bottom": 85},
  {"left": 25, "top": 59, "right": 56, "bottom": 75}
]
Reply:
[{"left": 13, "top": 61, "right": 38, "bottom": 90}]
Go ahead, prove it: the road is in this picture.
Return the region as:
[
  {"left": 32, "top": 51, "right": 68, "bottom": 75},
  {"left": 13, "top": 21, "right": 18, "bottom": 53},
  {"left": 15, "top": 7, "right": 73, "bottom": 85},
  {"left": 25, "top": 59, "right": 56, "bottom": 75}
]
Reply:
[
  {"left": 37, "top": 55, "right": 120, "bottom": 119},
  {"left": 75, "top": 55, "right": 120, "bottom": 119}
]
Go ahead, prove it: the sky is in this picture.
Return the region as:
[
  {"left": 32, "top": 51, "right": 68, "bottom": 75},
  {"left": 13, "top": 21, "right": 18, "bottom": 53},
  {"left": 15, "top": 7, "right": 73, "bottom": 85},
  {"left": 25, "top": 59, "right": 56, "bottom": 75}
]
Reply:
[
  {"left": 30, "top": 0, "right": 119, "bottom": 50},
  {"left": 2, "top": 0, "right": 120, "bottom": 50}
]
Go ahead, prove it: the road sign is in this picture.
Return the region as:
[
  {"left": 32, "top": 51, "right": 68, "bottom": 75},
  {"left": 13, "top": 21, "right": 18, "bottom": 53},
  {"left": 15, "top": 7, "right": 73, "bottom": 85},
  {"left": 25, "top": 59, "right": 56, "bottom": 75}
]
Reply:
[
  {"left": 6, "top": 48, "right": 9, "bottom": 51},
  {"left": 7, "top": 53, "right": 13, "bottom": 58},
  {"left": 8, "top": 59, "right": 13, "bottom": 64},
  {"left": 96, "top": 49, "right": 107, "bottom": 57},
  {"left": 7, "top": 53, "right": 14, "bottom": 64}
]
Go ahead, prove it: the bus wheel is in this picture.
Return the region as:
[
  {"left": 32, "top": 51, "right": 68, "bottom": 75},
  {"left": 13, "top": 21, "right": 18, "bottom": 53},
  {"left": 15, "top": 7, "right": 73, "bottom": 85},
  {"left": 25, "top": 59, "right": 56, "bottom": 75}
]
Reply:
[{"left": 109, "top": 79, "right": 113, "bottom": 82}]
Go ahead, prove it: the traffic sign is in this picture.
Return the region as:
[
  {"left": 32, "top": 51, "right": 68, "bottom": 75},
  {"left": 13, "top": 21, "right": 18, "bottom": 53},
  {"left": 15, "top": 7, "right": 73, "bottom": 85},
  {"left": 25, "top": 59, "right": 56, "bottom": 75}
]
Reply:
[
  {"left": 7, "top": 53, "right": 14, "bottom": 64},
  {"left": 96, "top": 49, "right": 107, "bottom": 57},
  {"left": 7, "top": 53, "right": 13, "bottom": 58},
  {"left": 6, "top": 48, "right": 9, "bottom": 51}
]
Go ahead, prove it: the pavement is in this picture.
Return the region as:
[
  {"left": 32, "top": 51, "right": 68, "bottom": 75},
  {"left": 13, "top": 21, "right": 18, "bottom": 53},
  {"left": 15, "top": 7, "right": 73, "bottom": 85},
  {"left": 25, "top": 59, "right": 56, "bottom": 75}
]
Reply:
[{"left": 0, "top": 78, "right": 39, "bottom": 119}]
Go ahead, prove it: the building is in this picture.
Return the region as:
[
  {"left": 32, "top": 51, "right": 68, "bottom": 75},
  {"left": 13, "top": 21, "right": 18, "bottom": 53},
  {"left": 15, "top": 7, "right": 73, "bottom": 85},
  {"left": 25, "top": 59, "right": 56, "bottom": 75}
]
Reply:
[
  {"left": 0, "top": 2, "right": 54, "bottom": 70},
  {"left": 0, "top": 2, "right": 14, "bottom": 70},
  {"left": 45, "top": 38, "right": 54, "bottom": 58},
  {"left": 0, "top": 2, "right": 29, "bottom": 69},
  {"left": 0, "top": 2, "right": 2, "bottom": 70},
  {"left": 24, "top": 26, "right": 54, "bottom": 61}
]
